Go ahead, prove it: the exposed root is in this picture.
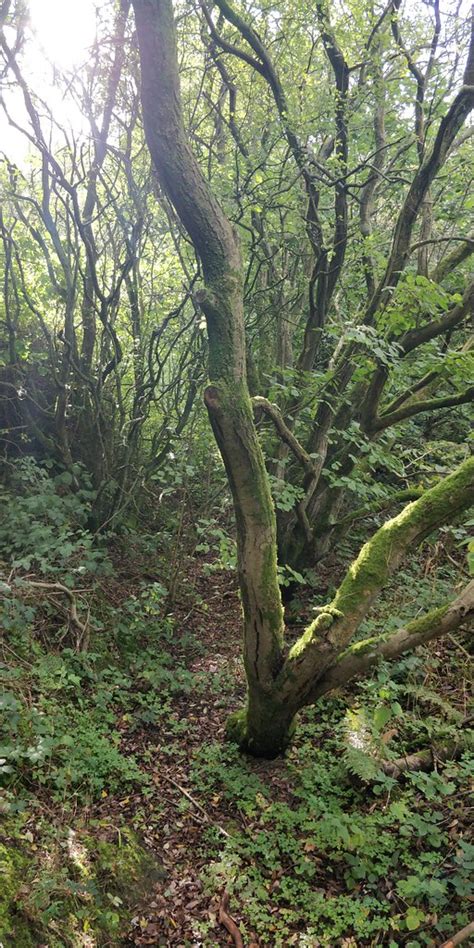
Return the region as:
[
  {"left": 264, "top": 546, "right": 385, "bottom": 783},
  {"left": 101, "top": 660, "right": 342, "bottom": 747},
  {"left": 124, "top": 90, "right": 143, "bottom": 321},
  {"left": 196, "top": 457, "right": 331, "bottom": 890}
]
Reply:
[{"left": 218, "top": 891, "right": 244, "bottom": 948}]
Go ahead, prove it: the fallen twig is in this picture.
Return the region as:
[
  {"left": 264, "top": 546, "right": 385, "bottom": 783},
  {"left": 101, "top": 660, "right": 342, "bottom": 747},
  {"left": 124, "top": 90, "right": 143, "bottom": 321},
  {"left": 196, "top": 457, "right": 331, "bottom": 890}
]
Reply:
[
  {"left": 21, "top": 580, "right": 90, "bottom": 651},
  {"left": 156, "top": 773, "right": 231, "bottom": 838},
  {"left": 380, "top": 744, "right": 459, "bottom": 778},
  {"left": 218, "top": 891, "right": 244, "bottom": 948},
  {"left": 440, "top": 919, "right": 474, "bottom": 947},
  {"left": 380, "top": 719, "right": 472, "bottom": 778}
]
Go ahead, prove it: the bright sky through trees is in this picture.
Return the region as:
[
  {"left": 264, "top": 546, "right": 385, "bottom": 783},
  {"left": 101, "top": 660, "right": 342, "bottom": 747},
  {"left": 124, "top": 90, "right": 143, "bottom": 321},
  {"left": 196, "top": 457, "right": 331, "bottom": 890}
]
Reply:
[
  {"left": 28, "top": 0, "right": 96, "bottom": 67},
  {"left": 1, "top": 0, "right": 471, "bottom": 163},
  {"left": 0, "top": 0, "right": 97, "bottom": 161}
]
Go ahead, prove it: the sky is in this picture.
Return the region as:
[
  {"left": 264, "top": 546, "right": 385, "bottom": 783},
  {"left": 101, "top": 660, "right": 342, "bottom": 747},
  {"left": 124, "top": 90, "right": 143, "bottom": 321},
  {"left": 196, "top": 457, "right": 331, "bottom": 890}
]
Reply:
[
  {"left": 28, "top": 0, "right": 97, "bottom": 68},
  {"left": 1, "top": 0, "right": 472, "bottom": 164},
  {"left": 0, "top": 0, "right": 98, "bottom": 163}
]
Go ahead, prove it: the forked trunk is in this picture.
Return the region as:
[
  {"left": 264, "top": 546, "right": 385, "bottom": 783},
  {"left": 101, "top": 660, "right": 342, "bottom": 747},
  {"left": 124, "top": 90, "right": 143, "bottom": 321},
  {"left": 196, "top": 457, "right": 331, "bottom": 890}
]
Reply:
[{"left": 132, "top": 0, "right": 474, "bottom": 759}]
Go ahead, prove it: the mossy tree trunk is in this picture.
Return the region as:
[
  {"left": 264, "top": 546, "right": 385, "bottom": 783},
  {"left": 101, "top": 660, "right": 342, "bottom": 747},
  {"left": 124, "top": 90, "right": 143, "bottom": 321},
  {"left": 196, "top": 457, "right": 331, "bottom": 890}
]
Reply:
[
  {"left": 132, "top": 0, "right": 474, "bottom": 758},
  {"left": 132, "top": 0, "right": 285, "bottom": 708}
]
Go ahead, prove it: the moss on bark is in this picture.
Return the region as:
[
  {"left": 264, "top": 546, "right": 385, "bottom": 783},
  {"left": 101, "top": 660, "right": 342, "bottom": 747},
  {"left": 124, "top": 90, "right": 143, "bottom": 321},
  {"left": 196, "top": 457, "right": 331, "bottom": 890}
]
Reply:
[
  {"left": 0, "top": 841, "right": 34, "bottom": 947},
  {"left": 331, "top": 455, "right": 474, "bottom": 639},
  {"left": 226, "top": 692, "right": 296, "bottom": 758}
]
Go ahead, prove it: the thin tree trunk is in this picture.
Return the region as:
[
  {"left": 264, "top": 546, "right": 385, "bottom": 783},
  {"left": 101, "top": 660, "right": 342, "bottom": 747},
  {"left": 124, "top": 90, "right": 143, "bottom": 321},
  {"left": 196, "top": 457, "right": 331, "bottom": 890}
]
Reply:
[{"left": 132, "top": 0, "right": 285, "bottom": 707}]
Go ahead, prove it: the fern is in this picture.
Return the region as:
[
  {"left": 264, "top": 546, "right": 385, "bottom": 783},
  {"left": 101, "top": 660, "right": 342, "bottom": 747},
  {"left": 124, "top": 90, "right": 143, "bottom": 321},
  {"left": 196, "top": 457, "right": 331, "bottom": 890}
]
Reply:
[
  {"left": 341, "top": 708, "right": 383, "bottom": 782},
  {"left": 403, "top": 684, "right": 462, "bottom": 720},
  {"left": 344, "top": 745, "right": 381, "bottom": 782}
]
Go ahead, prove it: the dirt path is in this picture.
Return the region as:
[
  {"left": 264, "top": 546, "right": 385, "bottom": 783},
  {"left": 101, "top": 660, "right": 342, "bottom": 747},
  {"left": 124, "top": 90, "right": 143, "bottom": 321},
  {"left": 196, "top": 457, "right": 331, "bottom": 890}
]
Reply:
[{"left": 105, "top": 566, "right": 253, "bottom": 945}]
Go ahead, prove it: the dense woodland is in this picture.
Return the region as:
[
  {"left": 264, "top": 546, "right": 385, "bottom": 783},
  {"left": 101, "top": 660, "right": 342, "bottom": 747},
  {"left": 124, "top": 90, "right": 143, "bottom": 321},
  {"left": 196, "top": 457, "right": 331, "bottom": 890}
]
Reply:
[{"left": 0, "top": 0, "right": 473, "bottom": 943}]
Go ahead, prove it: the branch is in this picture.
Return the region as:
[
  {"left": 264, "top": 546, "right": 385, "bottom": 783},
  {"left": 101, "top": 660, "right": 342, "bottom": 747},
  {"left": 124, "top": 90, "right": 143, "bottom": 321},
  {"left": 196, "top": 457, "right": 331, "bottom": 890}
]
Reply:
[
  {"left": 315, "top": 1, "right": 349, "bottom": 304},
  {"left": 278, "top": 456, "right": 474, "bottom": 700},
  {"left": 252, "top": 396, "right": 317, "bottom": 477},
  {"left": 440, "top": 922, "right": 474, "bottom": 948},
  {"left": 132, "top": 0, "right": 239, "bottom": 284},
  {"left": 381, "top": 367, "right": 440, "bottom": 416},
  {"left": 411, "top": 235, "right": 474, "bottom": 253},
  {"left": 333, "top": 488, "right": 424, "bottom": 529},
  {"left": 206, "top": 0, "right": 325, "bottom": 261},
  {"left": 329, "top": 456, "right": 474, "bottom": 645},
  {"left": 379, "top": 738, "right": 469, "bottom": 779},
  {"left": 200, "top": 1, "right": 266, "bottom": 79},
  {"left": 370, "top": 385, "right": 474, "bottom": 433},
  {"left": 432, "top": 234, "right": 474, "bottom": 283},
  {"left": 218, "top": 892, "right": 244, "bottom": 948},
  {"left": 399, "top": 278, "right": 474, "bottom": 355},
  {"left": 364, "top": 8, "right": 474, "bottom": 321},
  {"left": 311, "top": 580, "right": 474, "bottom": 699},
  {"left": 21, "top": 580, "right": 89, "bottom": 651}
]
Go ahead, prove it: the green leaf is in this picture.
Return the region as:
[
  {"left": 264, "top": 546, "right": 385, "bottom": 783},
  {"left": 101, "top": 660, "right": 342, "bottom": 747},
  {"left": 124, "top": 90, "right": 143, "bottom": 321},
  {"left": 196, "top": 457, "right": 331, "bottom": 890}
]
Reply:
[
  {"left": 373, "top": 705, "right": 392, "bottom": 732},
  {"left": 405, "top": 907, "right": 426, "bottom": 931}
]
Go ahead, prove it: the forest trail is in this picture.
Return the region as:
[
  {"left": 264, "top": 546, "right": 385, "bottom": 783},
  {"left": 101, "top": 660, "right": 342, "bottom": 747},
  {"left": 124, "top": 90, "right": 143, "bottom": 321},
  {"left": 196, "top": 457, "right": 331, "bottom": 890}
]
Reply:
[{"left": 110, "top": 566, "right": 252, "bottom": 945}]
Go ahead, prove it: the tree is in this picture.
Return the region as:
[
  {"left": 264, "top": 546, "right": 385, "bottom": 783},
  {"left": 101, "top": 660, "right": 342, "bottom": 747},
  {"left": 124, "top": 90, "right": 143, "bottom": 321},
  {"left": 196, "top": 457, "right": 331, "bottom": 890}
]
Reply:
[
  {"left": 0, "top": 0, "right": 204, "bottom": 524},
  {"left": 1, "top": 0, "right": 472, "bottom": 757},
  {"left": 131, "top": 0, "right": 474, "bottom": 756}
]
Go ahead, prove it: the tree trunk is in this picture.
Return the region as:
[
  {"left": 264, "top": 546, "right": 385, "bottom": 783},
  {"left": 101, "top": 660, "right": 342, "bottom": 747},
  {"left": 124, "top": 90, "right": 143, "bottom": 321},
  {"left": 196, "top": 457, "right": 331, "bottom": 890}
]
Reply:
[
  {"left": 132, "top": 0, "right": 285, "bottom": 706},
  {"left": 227, "top": 687, "right": 296, "bottom": 758},
  {"left": 132, "top": 0, "right": 474, "bottom": 758}
]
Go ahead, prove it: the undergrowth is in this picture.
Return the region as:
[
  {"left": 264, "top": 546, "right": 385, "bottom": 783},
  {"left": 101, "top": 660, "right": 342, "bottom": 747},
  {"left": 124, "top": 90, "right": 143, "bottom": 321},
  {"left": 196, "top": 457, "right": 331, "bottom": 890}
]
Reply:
[{"left": 0, "top": 458, "right": 472, "bottom": 946}]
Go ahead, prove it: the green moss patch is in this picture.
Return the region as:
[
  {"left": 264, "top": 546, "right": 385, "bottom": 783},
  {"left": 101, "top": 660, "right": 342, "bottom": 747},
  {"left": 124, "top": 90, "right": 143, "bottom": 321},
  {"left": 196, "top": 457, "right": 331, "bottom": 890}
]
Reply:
[{"left": 0, "top": 820, "right": 165, "bottom": 947}]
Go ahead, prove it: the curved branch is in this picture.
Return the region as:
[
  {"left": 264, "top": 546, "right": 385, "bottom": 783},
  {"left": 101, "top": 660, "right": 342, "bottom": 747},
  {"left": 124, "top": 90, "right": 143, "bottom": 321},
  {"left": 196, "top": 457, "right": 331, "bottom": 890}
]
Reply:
[
  {"left": 370, "top": 385, "right": 474, "bottom": 432},
  {"left": 311, "top": 580, "right": 474, "bottom": 700},
  {"left": 333, "top": 488, "right": 424, "bottom": 529},
  {"left": 204, "top": 0, "right": 325, "bottom": 260},
  {"left": 252, "top": 396, "right": 317, "bottom": 477},
  {"left": 364, "top": 9, "right": 474, "bottom": 322},
  {"left": 200, "top": 1, "right": 266, "bottom": 78},
  {"left": 399, "top": 278, "right": 474, "bottom": 355},
  {"left": 330, "top": 456, "right": 474, "bottom": 644},
  {"left": 278, "top": 456, "right": 474, "bottom": 701},
  {"left": 432, "top": 235, "right": 474, "bottom": 283}
]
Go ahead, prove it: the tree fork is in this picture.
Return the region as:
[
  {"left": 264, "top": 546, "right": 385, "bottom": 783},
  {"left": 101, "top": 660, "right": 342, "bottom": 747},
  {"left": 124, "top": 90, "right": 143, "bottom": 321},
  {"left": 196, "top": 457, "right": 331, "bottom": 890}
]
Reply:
[{"left": 133, "top": 0, "right": 474, "bottom": 759}]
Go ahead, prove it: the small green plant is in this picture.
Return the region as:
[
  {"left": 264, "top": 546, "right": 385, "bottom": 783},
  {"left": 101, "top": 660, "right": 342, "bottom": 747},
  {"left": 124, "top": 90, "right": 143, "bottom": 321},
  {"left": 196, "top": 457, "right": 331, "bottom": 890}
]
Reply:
[
  {"left": 195, "top": 518, "right": 237, "bottom": 571},
  {"left": 191, "top": 671, "right": 472, "bottom": 947},
  {"left": 0, "top": 684, "right": 145, "bottom": 801},
  {"left": 0, "top": 457, "right": 113, "bottom": 581}
]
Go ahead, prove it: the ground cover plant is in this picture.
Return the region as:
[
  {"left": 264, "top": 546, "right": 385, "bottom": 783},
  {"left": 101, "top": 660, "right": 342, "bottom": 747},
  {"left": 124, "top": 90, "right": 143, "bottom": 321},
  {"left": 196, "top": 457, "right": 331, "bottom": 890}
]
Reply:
[
  {"left": 0, "top": 551, "right": 473, "bottom": 945},
  {"left": 0, "top": 460, "right": 473, "bottom": 944},
  {"left": 0, "top": 0, "right": 473, "bottom": 943}
]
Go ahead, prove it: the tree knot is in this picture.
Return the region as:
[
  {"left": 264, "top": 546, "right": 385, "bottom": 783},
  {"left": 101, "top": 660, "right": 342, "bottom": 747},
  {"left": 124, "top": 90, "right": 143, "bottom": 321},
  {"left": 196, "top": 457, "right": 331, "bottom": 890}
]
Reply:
[{"left": 204, "top": 385, "right": 221, "bottom": 410}]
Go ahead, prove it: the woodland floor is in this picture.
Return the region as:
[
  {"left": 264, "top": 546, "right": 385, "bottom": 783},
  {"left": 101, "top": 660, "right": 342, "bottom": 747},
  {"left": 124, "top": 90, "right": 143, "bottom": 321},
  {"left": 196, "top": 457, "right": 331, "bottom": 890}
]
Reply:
[
  {"left": 1, "top": 544, "right": 473, "bottom": 947},
  {"left": 115, "top": 561, "right": 249, "bottom": 946},
  {"left": 109, "top": 552, "right": 349, "bottom": 945}
]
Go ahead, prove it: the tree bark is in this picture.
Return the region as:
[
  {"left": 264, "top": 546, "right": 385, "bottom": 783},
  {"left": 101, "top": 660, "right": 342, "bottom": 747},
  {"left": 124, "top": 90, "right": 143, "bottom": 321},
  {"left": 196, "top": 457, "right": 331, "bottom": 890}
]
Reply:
[{"left": 132, "top": 0, "right": 285, "bottom": 703}]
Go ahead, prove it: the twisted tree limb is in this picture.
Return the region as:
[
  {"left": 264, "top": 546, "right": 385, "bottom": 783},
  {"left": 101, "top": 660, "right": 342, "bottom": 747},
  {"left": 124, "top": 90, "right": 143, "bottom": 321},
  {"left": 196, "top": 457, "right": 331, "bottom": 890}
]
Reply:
[
  {"left": 277, "top": 457, "right": 474, "bottom": 705},
  {"left": 252, "top": 396, "right": 317, "bottom": 477},
  {"left": 21, "top": 580, "right": 90, "bottom": 651},
  {"left": 311, "top": 580, "right": 474, "bottom": 700}
]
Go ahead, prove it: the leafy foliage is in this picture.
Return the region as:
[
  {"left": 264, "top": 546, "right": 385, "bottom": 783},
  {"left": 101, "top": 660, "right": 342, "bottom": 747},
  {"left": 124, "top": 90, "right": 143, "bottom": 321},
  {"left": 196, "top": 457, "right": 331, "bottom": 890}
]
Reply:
[
  {"left": 0, "top": 0, "right": 473, "bottom": 942},
  {"left": 0, "top": 458, "right": 112, "bottom": 580}
]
